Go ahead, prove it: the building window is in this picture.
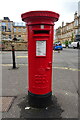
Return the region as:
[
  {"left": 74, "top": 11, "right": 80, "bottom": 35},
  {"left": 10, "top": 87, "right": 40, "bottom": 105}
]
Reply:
[
  {"left": 0, "top": 26, "right": 1, "bottom": 31},
  {"left": 14, "top": 28, "right": 16, "bottom": 32},
  {"left": 14, "top": 35, "right": 16, "bottom": 38},
  {"left": 2, "top": 22, "right": 6, "bottom": 32},
  {"left": 75, "top": 29, "right": 78, "bottom": 34},
  {"left": 2, "top": 22, "right": 6, "bottom": 26},
  {"left": 2, "top": 35, "right": 6, "bottom": 39},
  {"left": 23, "top": 28, "right": 26, "bottom": 32},
  {"left": 18, "top": 28, "right": 21, "bottom": 32},
  {"left": 2, "top": 26, "right": 6, "bottom": 32},
  {"left": 9, "top": 35, "right": 11, "bottom": 39},
  {"left": 74, "top": 19, "right": 78, "bottom": 26},
  {"left": 8, "top": 22, "right": 11, "bottom": 31},
  {"left": 18, "top": 35, "right": 21, "bottom": 37}
]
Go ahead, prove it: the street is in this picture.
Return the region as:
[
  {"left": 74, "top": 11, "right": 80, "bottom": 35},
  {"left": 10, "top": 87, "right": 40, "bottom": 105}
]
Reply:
[
  {"left": 2, "top": 48, "right": 78, "bottom": 69},
  {"left": 2, "top": 48, "right": 79, "bottom": 118}
]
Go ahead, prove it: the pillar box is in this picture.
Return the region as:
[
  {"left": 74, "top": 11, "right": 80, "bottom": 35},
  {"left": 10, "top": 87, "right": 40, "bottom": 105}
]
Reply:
[{"left": 21, "top": 11, "right": 59, "bottom": 108}]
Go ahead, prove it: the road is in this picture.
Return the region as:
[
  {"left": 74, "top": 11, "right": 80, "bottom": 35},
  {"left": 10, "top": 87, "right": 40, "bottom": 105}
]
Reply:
[
  {"left": 2, "top": 48, "right": 78, "bottom": 69},
  {"left": 2, "top": 48, "right": 79, "bottom": 118}
]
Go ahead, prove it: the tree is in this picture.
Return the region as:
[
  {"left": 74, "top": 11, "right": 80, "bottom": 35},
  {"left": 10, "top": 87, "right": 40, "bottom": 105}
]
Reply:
[
  {"left": 71, "top": 33, "right": 74, "bottom": 42},
  {"left": 65, "top": 40, "right": 68, "bottom": 47}
]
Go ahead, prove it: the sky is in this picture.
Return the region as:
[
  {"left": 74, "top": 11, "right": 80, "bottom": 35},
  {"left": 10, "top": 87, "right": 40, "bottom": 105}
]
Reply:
[{"left": 0, "top": 0, "right": 79, "bottom": 29}]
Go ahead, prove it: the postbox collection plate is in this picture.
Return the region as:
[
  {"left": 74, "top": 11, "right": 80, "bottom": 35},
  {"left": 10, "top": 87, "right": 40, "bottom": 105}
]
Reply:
[{"left": 36, "top": 40, "right": 46, "bottom": 56}]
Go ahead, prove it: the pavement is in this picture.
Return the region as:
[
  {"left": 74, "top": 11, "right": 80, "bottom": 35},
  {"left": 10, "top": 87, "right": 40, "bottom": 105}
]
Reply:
[
  {"left": 0, "top": 97, "right": 14, "bottom": 112},
  {"left": 1, "top": 49, "right": 79, "bottom": 119}
]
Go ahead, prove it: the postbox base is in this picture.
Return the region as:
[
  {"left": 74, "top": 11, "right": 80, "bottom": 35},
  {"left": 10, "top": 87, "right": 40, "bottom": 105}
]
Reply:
[{"left": 28, "top": 91, "right": 53, "bottom": 108}]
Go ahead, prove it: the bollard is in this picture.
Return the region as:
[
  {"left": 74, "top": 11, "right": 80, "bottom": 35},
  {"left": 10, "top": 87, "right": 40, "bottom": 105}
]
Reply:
[
  {"left": 11, "top": 45, "right": 16, "bottom": 69},
  {"left": 21, "top": 11, "right": 59, "bottom": 108}
]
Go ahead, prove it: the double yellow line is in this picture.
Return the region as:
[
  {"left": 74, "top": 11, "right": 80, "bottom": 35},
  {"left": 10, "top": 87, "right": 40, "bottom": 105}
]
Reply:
[
  {"left": 16, "top": 56, "right": 28, "bottom": 58},
  {"left": 1, "top": 55, "right": 80, "bottom": 71},
  {"left": 52, "top": 66, "right": 80, "bottom": 71},
  {"left": 1, "top": 64, "right": 80, "bottom": 71}
]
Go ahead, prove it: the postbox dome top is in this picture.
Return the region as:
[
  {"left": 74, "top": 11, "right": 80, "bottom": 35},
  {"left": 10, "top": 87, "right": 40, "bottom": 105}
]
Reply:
[{"left": 21, "top": 11, "right": 59, "bottom": 25}]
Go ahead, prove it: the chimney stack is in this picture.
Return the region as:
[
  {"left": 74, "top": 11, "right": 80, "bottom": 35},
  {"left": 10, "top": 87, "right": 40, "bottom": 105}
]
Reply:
[
  {"left": 74, "top": 12, "right": 77, "bottom": 19},
  {"left": 62, "top": 21, "right": 64, "bottom": 27}
]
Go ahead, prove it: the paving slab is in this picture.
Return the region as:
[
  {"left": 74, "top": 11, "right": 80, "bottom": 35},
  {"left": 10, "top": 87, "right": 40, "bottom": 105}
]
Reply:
[
  {"left": 2, "top": 94, "right": 63, "bottom": 118},
  {"left": 2, "top": 90, "right": 78, "bottom": 119},
  {"left": 0, "top": 97, "right": 15, "bottom": 112}
]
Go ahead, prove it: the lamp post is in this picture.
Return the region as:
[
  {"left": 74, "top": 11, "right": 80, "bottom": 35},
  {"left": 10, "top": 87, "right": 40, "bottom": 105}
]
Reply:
[{"left": 11, "top": 43, "right": 16, "bottom": 69}]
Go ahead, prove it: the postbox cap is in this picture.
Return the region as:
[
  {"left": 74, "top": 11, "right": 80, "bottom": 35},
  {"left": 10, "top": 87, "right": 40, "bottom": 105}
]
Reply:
[{"left": 21, "top": 11, "right": 59, "bottom": 25}]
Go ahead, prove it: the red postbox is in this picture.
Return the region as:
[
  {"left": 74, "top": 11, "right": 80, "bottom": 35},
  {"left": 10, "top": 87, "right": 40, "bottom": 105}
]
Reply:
[{"left": 21, "top": 11, "right": 59, "bottom": 107}]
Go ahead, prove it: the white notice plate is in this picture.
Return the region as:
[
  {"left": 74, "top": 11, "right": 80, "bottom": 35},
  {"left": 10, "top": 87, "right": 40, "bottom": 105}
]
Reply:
[{"left": 36, "top": 41, "right": 46, "bottom": 56}]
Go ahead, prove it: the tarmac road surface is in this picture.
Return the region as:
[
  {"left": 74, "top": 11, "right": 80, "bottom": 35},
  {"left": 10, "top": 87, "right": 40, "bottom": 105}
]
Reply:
[{"left": 1, "top": 48, "right": 79, "bottom": 118}]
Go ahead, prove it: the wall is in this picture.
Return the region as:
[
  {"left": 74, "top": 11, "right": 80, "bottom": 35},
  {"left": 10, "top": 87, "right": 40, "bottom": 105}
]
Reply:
[{"left": 2, "top": 41, "right": 28, "bottom": 51}]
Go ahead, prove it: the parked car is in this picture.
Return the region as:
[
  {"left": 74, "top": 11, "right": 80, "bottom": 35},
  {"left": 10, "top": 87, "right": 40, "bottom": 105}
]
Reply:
[
  {"left": 68, "top": 44, "right": 73, "bottom": 48},
  {"left": 68, "top": 42, "right": 79, "bottom": 49},
  {"left": 71, "top": 42, "right": 78, "bottom": 49},
  {"left": 53, "top": 43, "right": 63, "bottom": 50},
  {"left": 62, "top": 44, "right": 66, "bottom": 48}
]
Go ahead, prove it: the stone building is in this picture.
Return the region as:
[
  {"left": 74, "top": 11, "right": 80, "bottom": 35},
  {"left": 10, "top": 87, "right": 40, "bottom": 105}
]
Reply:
[
  {"left": 1, "top": 17, "right": 27, "bottom": 42},
  {"left": 13, "top": 22, "right": 27, "bottom": 41},
  {"left": 1, "top": 17, "right": 28, "bottom": 50},
  {"left": 0, "top": 20, "right": 1, "bottom": 41},
  {"left": 55, "top": 12, "right": 80, "bottom": 44},
  {"left": 78, "top": 1, "right": 80, "bottom": 16}
]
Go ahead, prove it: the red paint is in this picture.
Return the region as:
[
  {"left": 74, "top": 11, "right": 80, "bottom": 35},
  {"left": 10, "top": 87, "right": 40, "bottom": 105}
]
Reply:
[{"left": 21, "top": 11, "right": 59, "bottom": 95}]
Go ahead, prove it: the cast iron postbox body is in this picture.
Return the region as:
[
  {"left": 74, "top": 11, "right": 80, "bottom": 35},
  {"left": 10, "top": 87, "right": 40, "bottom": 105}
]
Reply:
[{"left": 21, "top": 11, "right": 59, "bottom": 107}]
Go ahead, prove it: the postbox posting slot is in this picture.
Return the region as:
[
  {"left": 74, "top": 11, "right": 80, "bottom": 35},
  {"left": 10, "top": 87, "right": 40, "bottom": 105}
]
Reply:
[
  {"left": 36, "top": 40, "right": 46, "bottom": 56},
  {"left": 34, "top": 30, "right": 49, "bottom": 34}
]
